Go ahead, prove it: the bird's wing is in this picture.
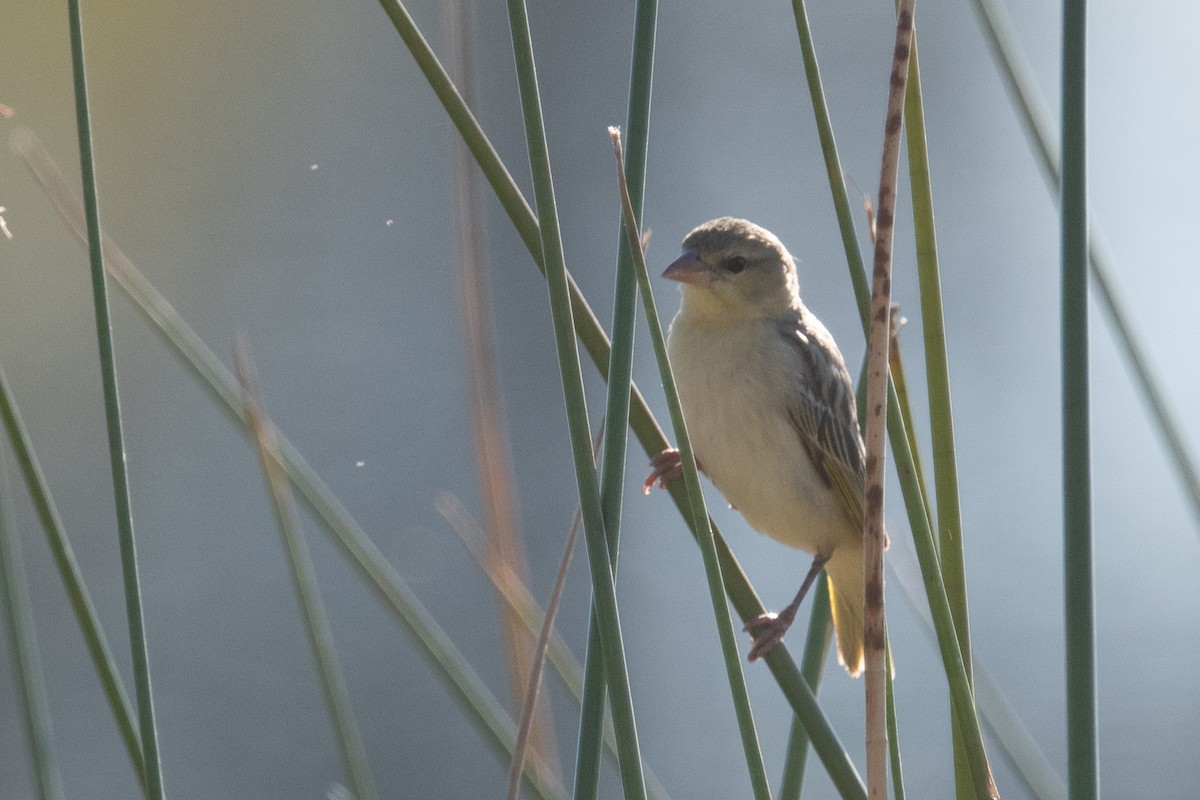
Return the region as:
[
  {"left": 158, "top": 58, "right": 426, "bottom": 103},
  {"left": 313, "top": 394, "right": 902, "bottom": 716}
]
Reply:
[{"left": 776, "top": 312, "right": 866, "bottom": 528}]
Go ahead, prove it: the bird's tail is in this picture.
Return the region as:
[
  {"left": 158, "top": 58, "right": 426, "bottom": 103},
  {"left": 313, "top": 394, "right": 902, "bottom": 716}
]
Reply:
[{"left": 825, "top": 543, "right": 865, "bottom": 677}]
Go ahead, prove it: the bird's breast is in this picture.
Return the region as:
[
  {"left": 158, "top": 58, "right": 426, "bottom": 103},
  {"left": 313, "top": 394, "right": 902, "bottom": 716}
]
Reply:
[{"left": 666, "top": 314, "right": 856, "bottom": 555}]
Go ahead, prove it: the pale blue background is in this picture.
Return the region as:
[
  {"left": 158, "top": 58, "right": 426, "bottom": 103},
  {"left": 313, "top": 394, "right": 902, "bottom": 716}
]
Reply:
[{"left": 1, "top": 0, "right": 1197, "bottom": 798}]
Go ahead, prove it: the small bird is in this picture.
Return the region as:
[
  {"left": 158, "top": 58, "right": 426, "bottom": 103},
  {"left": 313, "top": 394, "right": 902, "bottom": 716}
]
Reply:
[{"left": 647, "top": 217, "right": 870, "bottom": 676}]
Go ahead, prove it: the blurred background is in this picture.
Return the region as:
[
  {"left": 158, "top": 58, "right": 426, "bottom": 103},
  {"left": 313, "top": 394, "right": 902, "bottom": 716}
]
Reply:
[{"left": 1, "top": 0, "right": 1197, "bottom": 797}]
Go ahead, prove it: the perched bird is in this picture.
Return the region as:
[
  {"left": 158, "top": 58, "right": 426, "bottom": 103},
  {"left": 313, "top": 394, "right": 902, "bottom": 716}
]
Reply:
[{"left": 647, "top": 217, "right": 871, "bottom": 676}]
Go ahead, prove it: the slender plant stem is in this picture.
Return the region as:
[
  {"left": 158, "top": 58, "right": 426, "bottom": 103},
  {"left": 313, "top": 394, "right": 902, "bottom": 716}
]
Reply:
[
  {"left": 901, "top": 29, "right": 974, "bottom": 798},
  {"left": 778, "top": 580, "right": 833, "bottom": 800},
  {"left": 236, "top": 352, "right": 379, "bottom": 800},
  {"left": 612, "top": 129, "right": 772, "bottom": 800},
  {"left": 504, "top": 2, "right": 648, "bottom": 798},
  {"left": 788, "top": 0, "right": 868, "bottom": 305},
  {"left": 888, "top": 387, "right": 997, "bottom": 800},
  {"left": 507, "top": 482, "right": 581, "bottom": 800},
  {"left": 0, "top": 457, "right": 66, "bottom": 800},
  {"left": 0, "top": 363, "right": 146, "bottom": 788},
  {"left": 63, "top": 3, "right": 164, "bottom": 796},
  {"left": 437, "top": 494, "right": 675, "bottom": 800},
  {"left": 576, "top": 3, "right": 658, "bottom": 797},
  {"left": 1060, "top": 1, "right": 1097, "bottom": 799}
]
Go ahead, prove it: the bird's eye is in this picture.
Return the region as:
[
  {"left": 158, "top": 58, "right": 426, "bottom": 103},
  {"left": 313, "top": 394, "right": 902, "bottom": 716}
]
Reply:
[{"left": 724, "top": 256, "right": 748, "bottom": 274}]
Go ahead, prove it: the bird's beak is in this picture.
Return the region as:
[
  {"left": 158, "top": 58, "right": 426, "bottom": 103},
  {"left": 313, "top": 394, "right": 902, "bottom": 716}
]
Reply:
[{"left": 662, "top": 248, "right": 710, "bottom": 286}]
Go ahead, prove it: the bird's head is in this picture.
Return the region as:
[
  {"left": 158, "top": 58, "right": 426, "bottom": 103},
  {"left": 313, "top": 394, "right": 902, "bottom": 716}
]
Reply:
[{"left": 664, "top": 217, "right": 801, "bottom": 320}]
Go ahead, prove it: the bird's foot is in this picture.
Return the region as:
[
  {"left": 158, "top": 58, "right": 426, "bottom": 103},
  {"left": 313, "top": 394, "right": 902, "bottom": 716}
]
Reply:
[
  {"left": 642, "top": 448, "right": 683, "bottom": 494},
  {"left": 743, "top": 608, "right": 797, "bottom": 661}
]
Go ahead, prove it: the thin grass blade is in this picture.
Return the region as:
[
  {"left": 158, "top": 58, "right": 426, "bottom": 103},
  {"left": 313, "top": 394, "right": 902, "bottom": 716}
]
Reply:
[
  {"left": 506, "top": 480, "right": 581, "bottom": 800},
  {"left": 900, "top": 29, "right": 975, "bottom": 797},
  {"left": 778, "top": 580, "right": 833, "bottom": 800},
  {"left": 611, "top": 129, "right": 771, "bottom": 800},
  {"left": 504, "top": 2, "right": 647, "bottom": 796},
  {"left": 576, "top": 3, "right": 658, "bottom": 797},
  {"left": 443, "top": 0, "right": 557, "bottom": 769},
  {"left": 0, "top": 457, "right": 66, "bottom": 800},
  {"left": 236, "top": 348, "right": 379, "bottom": 800},
  {"left": 64, "top": 2, "right": 165, "bottom": 795},
  {"left": 885, "top": 638, "right": 906, "bottom": 800},
  {"left": 0, "top": 363, "right": 145, "bottom": 788},
  {"left": 437, "top": 493, "right": 675, "bottom": 800}
]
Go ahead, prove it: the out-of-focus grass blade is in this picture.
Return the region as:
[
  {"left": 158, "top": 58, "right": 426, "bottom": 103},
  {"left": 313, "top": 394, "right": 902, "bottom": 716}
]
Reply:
[
  {"left": 506, "top": 477, "right": 581, "bottom": 800},
  {"left": 0, "top": 363, "right": 145, "bottom": 789},
  {"left": 778, "top": 580, "right": 832, "bottom": 800},
  {"left": 0, "top": 456, "right": 66, "bottom": 800},
  {"left": 236, "top": 347, "right": 379, "bottom": 800},
  {"left": 443, "top": 0, "right": 557, "bottom": 770},
  {"left": 437, "top": 492, "right": 675, "bottom": 800}
]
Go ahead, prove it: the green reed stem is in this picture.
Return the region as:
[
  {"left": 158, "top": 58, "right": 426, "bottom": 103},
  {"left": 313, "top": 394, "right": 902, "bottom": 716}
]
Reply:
[
  {"left": 575, "top": 3, "right": 658, "bottom": 798},
  {"left": 778, "top": 580, "right": 832, "bottom": 800},
  {"left": 1060, "top": 2, "right": 1098, "bottom": 798},
  {"left": 504, "top": 1, "right": 648, "bottom": 797},
  {"left": 237, "top": 355, "right": 379, "bottom": 800},
  {"left": 64, "top": 2, "right": 164, "bottom": 794},
  {"left": 613, "top": 130, "right": 772, "bottom": 800},
  {"left": 902, "top": 30, "right": 975, "bottom": 798}
]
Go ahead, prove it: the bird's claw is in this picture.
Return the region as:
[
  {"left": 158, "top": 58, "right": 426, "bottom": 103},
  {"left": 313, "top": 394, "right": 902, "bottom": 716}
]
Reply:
[
  {"left": 642, "top": 448, "right": 684, "bottom": 494},
  {"left": 743, "top": 610, "right": 796, "bottom": 661}
]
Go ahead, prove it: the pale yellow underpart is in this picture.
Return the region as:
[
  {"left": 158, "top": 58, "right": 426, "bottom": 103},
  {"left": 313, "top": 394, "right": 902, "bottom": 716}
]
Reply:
[{"left": 667, "top": 293, "right": 865, "bottom": 676}]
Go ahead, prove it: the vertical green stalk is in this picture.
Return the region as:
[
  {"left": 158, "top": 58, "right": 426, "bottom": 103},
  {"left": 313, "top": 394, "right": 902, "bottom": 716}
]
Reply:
[
  {"left": 237, "top": 357, "right": 379, "bottom": 800},
  {"left": 504, "top": 2, "right": 647, "bottom": 798},
  {"left": 0, "top": 458, "right": 66, "bottom": 800},
  {"left": 612, "top": 131, "right": 771, "bottom": 800},
  {"left": 575, "top": 2, "right": 658, "bottom": 798},
  {"left": 1060, "top": 2, "right": 1097, "bottom": 799},
  {"left": 64, "top": 2, "right": 165, "bottom": 796},
  {"left": 903, "top": 32, "right": 973, "bottom": 799},
  {"left": 904, "top": 36, "right": 966, "bottom": 638},
  {"left": 778, "top": 581, "right": 832, "bottom": 800}
]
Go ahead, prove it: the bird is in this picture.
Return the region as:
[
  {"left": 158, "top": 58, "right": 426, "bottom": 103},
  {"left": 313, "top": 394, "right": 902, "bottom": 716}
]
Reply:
[{"left": 646, "top": 216, "right": 870, "bottom": 676}]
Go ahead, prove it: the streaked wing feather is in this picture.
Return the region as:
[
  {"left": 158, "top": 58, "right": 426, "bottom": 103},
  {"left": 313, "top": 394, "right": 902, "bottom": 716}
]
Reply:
[{"left": 778, "top": 313, "right": 866, "bottom": 528}]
